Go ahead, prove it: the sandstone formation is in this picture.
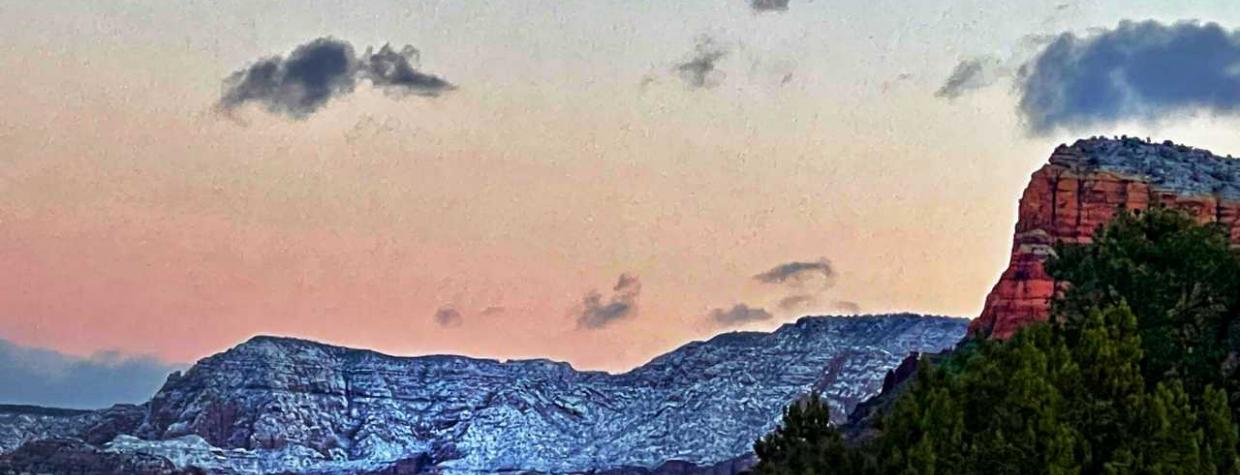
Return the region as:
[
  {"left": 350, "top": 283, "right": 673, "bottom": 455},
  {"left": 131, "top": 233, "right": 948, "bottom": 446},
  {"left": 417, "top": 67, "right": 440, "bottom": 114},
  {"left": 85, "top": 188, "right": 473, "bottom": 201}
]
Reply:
[{"left": 970, "top": 137, "right": 1240, "bottom": 339}]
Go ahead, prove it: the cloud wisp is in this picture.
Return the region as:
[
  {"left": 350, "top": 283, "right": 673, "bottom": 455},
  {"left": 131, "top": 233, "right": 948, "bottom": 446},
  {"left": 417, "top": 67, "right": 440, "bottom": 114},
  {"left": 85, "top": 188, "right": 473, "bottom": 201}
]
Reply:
[
  {"left": 708, "top": 304, "right": 774, "bottom": 326},
  {"left": 0, "top": 339, "right": 181, "bottom": 409},
  {"left": 753, "top": 258, "right": 834, "bottom": 288},
  {"left": 361, "top": 45, "right": 455, "bottom": 96},
  {"left": 433, "top": 306, "right": 464, "bottom": 328},
  {"left": 935, "top": 56, "right": 1003, "bottom": 99},
  {"left": 219, "top": 37, "right": 454, "bottom": 119},
  {"left": 777, "top": 294, "right": 815, "bottom": 311},
  {"left": 576, "top": 274, "right": 642, "bottom": 330},
  {"left": 750, "top": 0, "right": 790, "bottom": 13},
  {"left": 1017, "top": 20, "right": 1240, "bottom": 133},
  {"left": 675, "top": 37, "right": 728, "bottom": 89}
]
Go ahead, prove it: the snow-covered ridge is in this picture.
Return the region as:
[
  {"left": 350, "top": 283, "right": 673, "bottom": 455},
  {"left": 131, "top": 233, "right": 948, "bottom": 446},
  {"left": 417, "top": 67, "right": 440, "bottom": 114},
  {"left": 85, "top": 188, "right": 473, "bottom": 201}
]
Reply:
[{"left": 1, "top": 314, "right": 966, "bottom": 474}]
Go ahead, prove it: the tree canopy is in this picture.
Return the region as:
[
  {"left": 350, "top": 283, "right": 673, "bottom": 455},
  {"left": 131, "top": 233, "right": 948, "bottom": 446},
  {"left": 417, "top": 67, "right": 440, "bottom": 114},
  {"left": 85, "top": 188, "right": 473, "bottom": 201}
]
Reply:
[{"left": 755, "top": 208, "right": 1240, "bottom": 474}]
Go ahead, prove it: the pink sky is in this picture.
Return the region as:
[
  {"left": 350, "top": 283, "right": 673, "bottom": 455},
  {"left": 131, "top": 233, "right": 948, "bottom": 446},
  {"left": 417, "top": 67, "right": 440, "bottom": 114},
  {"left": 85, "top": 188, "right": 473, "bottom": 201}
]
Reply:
[{"left": 5, "top": 1, "right": 1240, "bottom": 373}]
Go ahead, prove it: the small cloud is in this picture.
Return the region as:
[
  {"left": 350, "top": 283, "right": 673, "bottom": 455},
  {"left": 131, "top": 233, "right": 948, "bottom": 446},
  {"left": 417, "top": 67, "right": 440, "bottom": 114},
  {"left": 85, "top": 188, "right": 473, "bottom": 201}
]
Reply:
[
  {"left": 360, "top": 44, "right": 455, "bottom": 97},
  {"left": 709, "top": 304, "right": 774, "bottom": 326},
  {"left": 777, "top": 294, "right": 816, "bottom": 311},
  {"left": 219, "top": 37, "right": 453, "bottom": 120},
  {"left": 935, "top": 56, "right": 1003, "bottom": 99},
  {"left": 481, "top": 306, "right": 506, "bottom": 316},
  {"left": 675, "top": 36, "right": 728, "bottom": 89},
  {"left": 576, "top": 274, "right": 642, "bottom": 329},
  {"left": 753, "top": 258, "right": 834, "bottom": 288},
  {"left": 0, "top": 339, "right": 181, "bottom": 409},
  {"left": 219, "top": 37, "right": 357, "bottom": 119},
  {"left": 750, "top": 0, "right": 790, "bottom": 13},
  {"left": 434, "top": 306, "right": 464, "bottom": 328}
]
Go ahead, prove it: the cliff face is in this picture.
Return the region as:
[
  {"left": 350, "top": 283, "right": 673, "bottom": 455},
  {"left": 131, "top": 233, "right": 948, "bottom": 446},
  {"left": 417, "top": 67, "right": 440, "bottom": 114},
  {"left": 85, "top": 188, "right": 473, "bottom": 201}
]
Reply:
[{"left": 970, "top": 137, "right": 1240, "bottom": 339}]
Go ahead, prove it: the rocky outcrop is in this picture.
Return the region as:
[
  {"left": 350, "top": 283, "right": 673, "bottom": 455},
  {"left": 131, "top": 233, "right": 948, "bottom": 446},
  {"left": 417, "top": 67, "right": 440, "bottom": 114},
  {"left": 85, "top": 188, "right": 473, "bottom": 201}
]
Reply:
[
  {"left": 971, "top": 137, "right": 1240, "bottom": 339},
  {"left": 0, "top": 405, "right": 96, "bottom": 453},
  {"left": 0, "top": 403, "right": 145, "bottom": 453},
  {"left": 0, "top": 438, "right": 190, "bottom": 475},
  {"left": 2, "top": 314, "right": 966, "bottom": 474}
]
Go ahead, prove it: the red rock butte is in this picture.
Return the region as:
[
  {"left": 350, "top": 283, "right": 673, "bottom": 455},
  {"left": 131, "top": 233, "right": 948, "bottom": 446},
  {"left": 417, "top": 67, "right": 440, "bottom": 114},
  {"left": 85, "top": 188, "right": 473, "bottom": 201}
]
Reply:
[{"left": 970, "top": 136, "right": 1240, "bottom": 339}]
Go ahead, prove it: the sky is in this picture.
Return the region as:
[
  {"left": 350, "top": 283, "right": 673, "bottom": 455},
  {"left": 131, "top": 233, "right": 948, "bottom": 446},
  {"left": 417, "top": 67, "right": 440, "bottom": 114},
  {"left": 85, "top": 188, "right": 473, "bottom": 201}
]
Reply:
[{"left": 4, "top": 1, "right": 1240, "bottom": 408}]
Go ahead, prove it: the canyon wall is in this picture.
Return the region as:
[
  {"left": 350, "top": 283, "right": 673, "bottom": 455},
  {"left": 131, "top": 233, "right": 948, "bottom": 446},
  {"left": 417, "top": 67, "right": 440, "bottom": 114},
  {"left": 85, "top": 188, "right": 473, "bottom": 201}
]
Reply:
[{"left": 970, "top": 137, "right": 1240, "bottom": 339}]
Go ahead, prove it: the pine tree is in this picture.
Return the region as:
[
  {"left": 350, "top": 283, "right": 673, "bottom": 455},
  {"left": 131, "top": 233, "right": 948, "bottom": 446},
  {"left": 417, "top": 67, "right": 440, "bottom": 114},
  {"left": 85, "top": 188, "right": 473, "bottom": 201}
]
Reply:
[
  {"left": 754, "top": 209, "right": 1240, "bottom": 474},
  {"left": 1064, "top": 305, "right": 1146, "bottom": 471},
  {"left": 754, "top": 392, "right": 859, "bottom": 474},
  {"left": 1202, "top": 385, "right": 1240, "bottom": 475},
  {"left": 1048, "top": 207, "right": 1240, "bottom": 406},
  {"left": 1141, "top": 380, "right": 1204, "bottom": 474}
]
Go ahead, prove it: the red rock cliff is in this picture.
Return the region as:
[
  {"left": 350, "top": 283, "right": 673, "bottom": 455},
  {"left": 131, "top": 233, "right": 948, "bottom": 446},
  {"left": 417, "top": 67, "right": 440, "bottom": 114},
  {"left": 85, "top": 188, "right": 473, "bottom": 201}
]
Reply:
[{"left": 970, "top": 137, "right": 1240, "bottom": 339}]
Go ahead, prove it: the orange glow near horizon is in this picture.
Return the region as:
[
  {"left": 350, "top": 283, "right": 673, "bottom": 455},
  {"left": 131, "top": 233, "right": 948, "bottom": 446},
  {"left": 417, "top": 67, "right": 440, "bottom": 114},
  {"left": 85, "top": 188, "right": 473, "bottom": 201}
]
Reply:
[{"left": 6, "top": 1, "right": 1240, "bottom": 373}]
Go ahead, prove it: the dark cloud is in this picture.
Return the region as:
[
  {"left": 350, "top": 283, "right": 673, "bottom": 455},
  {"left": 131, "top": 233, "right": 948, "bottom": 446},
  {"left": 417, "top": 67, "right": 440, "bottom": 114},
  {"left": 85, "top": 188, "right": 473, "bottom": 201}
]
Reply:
[
  {"left": 751, "top": 0, "right": 790, "bottom": 13},
  {"left": 0, "top": 338, "right": 180, "bottom": 409},
  {"left": 753, "top": 258, "right": 834, "bottom": 287},
  {"left": 220, "top": 38, "right": 357, "bottom": 119},
  {"left": 434, "top": 306, "right": 464, "bottom": 327},
  {"left": 360, "top": 44, "right": 455, "bottom": 97},
  {"left": 709, "top": 304, "right": 774, "bottom": 326},
  {"left": 576, "top": 274, "right": 642, "bottom": 329},
  {"left": 675, "top": 37, "right": 728, "bottom": 89},
  {"left": 1018, "top": 20, "right": 1240, "bottom": 134},
  {"left": 777, "top": 294, "right": 816, "bottom": 311},
  {"left": 219, "top": 37, "right": 453, "bottom": 119},
  {"left": 935, "top": 56, "right": 1002, "bottom": 99}
]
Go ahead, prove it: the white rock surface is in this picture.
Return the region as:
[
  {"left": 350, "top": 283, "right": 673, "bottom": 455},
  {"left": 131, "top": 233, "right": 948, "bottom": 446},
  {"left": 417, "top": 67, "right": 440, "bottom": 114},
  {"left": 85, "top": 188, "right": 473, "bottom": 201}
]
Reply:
[
  {"left": 1055, "top": 136, "right": 1240, "bottom": 198},
  {"left": 1, "top": 314, "right": 966, "bottom": 474}
]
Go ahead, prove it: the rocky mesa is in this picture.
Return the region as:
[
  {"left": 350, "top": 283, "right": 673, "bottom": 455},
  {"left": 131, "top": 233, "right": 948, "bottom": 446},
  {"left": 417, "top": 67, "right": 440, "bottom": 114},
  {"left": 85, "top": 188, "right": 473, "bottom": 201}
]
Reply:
[{"left": 971, "top": 136, "right": 1240, "bottom": 339}]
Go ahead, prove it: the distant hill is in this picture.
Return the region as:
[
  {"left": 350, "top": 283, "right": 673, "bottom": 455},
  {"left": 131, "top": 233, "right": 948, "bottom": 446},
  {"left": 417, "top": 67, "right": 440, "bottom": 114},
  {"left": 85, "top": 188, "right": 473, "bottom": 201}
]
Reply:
[{"left": 0, "top": 314, "right": 965, "bottom": 474}]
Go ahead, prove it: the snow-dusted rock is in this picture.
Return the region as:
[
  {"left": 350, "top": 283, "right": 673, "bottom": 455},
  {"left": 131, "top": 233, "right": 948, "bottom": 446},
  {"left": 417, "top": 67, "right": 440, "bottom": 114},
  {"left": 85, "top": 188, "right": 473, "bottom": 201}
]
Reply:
[{"left": 1, "top": 314, "right": 966, "bottom": 474}]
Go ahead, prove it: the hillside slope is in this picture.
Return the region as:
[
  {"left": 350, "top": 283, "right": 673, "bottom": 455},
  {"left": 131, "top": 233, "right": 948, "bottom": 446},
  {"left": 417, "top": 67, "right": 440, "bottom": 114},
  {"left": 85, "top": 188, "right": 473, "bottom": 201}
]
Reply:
[{"left": 0, "top": 314, "right": 965, "bottom": 474}]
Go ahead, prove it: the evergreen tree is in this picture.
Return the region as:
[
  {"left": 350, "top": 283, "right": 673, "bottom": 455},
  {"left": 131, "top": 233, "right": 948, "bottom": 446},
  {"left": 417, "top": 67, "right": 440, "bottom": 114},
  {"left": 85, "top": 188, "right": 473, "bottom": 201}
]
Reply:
[
  {"left": 754, "top": 392, "right": 861, "bottom": 474},
  {"left": 1048, "top": 207, "right": 1240, "bottom": 402},
  {"left": 1202, "top": 386, "right": 1240, "bottom": 475},
  {"left": 753, "top": 208, "right": 1240, "bottom": 474},
  {"left": 1139, "top": 380, "right": 1204, "bottom": 473}
]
